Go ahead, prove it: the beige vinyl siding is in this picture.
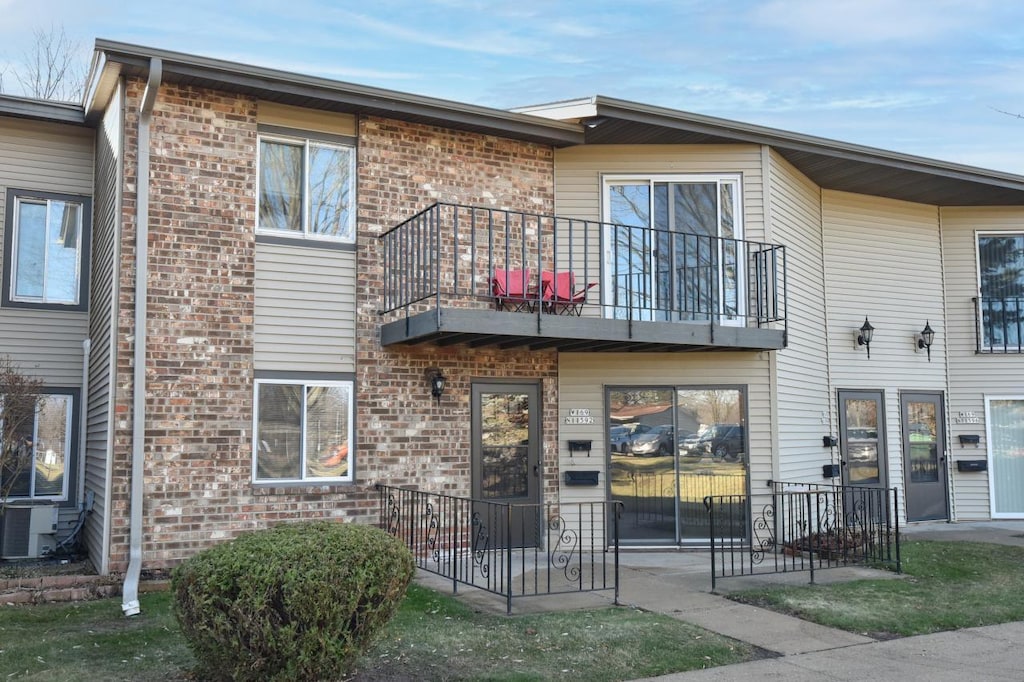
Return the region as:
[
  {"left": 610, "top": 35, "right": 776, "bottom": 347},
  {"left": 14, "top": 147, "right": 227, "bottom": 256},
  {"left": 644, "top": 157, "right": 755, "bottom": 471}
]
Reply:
[
  {"left": 0, "top": 116, "right": 93, "bottom": 384},
  {"left": 822, "top": 190, "right": 946, "bottom": 511},
  {"left": 940, "top": 207, "right": 1024, "bottom": 519},
  {"left": 557, "top": 352, "right": 771, "bottom": 538},
  {"left": 254, "top": 242, "right": 356, "bottom": 372},
  {"left": 769, "top": 152, "right": 832, "bottom": 482},
  {"left": 552, "top": 144, "right": 765, "bottom": 319},
  {"left": 83, "top": 84, "right": 122, "bottom": 573},
  {"left": 554, "top": 144, "right": 766, "bottom": 239},
  {"left": 257, "top": 101, "right": 355, "bottom": 137}
]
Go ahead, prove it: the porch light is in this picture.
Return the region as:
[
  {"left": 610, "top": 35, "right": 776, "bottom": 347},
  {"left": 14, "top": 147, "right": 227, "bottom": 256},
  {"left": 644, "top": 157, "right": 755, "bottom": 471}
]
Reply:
[
  {"left": 916, "top": 321, "right": 935, "bottom": 361},
  {"left": 856, "top": 317, "right": 875, "bottom": 359},
  {"left": 428, "top": 368, "right": 446, "bottom": 403}
]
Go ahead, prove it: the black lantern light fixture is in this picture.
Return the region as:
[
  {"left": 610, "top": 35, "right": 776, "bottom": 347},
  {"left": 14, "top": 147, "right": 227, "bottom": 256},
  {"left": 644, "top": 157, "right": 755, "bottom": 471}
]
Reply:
[
  {"left": 916, "top": 321, "right": 935, "bottom": 361},
  {"left": 856, "top": 317, "right": 875, "bottom": 359},
  {"left": 428, "top": 368, "right": 446, "bottom": 404}
]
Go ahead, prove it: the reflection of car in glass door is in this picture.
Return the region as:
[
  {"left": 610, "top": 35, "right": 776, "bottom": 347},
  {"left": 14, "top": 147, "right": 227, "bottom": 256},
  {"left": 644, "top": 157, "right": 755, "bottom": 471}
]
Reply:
[{"left": 629, "top": 425, "right": 675, "bottom": 456}]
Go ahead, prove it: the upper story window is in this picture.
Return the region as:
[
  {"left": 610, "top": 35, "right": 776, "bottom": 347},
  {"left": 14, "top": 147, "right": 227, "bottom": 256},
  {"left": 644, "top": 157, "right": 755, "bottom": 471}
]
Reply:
[
  {"left": 1, "top": 392, "right": 74, "bottom": 500},
  {"left": 2, "top": 189, "right": 91, "bottom": 311},
  {"left": 257, "top": 132, "right": 356, "bottom": 243},
  {"left": 603, "top": 175, "right": 743, "bottom": 325},
  {"left": 978, "top": 233, "right": 1024, "bottom": 351},
  {"left": 253, "top": 379, "right": 353, "bottom": 484}
]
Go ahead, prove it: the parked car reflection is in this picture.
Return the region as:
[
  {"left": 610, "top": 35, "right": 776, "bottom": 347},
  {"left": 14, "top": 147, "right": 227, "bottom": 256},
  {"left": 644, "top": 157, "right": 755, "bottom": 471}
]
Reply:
[{"left": 630, "top": 425, "right": 675, "bottom": 457}]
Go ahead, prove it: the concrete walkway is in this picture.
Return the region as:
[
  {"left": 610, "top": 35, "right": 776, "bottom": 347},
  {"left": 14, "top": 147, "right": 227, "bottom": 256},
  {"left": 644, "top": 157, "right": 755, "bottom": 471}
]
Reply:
[{"left": 414, "top": 520, "right": 1024, "bottom": 681}]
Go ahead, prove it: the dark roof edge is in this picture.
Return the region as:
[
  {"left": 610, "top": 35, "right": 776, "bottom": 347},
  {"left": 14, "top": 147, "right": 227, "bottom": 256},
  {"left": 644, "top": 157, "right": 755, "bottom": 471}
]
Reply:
[
  {"left": 0, "top": 93, "right": 86, "bottom": 125},
  {"left": 92, "top": 39, "right": 585, "bottom": 146},
  {"left": 592, "top": 95, "right": 1024, "bottom": 191}
]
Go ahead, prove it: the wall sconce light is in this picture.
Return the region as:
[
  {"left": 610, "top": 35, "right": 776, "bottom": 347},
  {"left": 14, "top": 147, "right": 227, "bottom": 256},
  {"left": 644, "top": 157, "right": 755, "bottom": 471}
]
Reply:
[
  {"left": 428, "top": 368, "right": 446, "bottom": 404},
  {"left": 854, "top": 317, "right": 875, "bottom": 359},
  {"left": 915, "top": 321, "right": 935, "bottom": 361}
]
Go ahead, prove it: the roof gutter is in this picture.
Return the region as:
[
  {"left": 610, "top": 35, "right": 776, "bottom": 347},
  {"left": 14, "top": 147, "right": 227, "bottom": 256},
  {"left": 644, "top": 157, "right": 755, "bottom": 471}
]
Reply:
[{"left": 122, "top": 56, "right": 161, "bottom": 618}]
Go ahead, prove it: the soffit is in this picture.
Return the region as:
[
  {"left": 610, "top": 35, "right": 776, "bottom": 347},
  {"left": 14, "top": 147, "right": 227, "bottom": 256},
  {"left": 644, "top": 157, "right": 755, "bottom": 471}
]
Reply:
[{"left": 578, "top": 98, "right": 1024, "bottom": 206}]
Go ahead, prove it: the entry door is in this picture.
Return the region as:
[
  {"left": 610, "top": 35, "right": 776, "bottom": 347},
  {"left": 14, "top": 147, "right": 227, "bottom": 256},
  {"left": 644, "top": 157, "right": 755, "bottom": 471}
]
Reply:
[
  {"left": 839, "top": 390, "right": 886, "bottom": 488},
  {"left": 902, "top": 393, "right": 949, "bottom": 521},
  {"left": 471, "top": 382, "right": 541, "bottom": 548}
]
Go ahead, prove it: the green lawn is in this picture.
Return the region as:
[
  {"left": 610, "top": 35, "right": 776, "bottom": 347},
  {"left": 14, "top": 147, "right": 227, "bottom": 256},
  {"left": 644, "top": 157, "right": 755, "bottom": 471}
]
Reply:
[
  {"left": 0, "top": 583, "right": 755, "bottom": 681},
  {"left": 730, "top": 541, "right": 1024, "bottom": 638}
]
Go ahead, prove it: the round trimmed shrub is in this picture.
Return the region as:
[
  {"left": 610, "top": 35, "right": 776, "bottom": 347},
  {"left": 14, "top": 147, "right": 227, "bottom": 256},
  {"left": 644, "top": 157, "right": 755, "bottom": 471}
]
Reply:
[{"left": 171, "top": 521, "right": 414, "bottom": 681}]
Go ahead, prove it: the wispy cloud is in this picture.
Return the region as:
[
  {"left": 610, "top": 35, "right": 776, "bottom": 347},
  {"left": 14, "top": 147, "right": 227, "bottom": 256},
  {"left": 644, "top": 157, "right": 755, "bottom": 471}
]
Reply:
[{"left": 751, "top": 0, "right": 992, "bottom": 45}]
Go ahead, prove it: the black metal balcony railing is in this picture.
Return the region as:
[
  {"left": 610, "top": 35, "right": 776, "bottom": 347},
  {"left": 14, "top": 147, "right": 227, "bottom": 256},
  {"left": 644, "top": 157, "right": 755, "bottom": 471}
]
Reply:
[
  {"left": 704, "top": 481, "right": 900, "bottom": 590},
  {"left": 975, "top": 297, "right": 1024, "bottom": 353},
  {"left": 379, "top": 202, "right": 786, "bottom": 328},
  {"left": 376, "top": 484, "right": 620, "bottom": 614}
]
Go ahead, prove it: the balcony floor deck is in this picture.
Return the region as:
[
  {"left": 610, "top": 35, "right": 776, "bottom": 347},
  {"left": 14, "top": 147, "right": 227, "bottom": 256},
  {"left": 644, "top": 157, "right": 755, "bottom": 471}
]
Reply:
[{"left": 380, "top": 308, "right": 786, "bottom": 352}]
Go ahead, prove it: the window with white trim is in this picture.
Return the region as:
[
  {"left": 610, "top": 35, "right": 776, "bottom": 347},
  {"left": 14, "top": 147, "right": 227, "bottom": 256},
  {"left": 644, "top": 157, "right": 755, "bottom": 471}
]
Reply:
[
  {"left": 3, "top": 190, "right": 90, "bottom": 309},
  {"left": 254, "top": 380, "right": 353, "bottom": 483},
  {"left": 977, "top": 233, "right": 1024, "bottom": 351},
  {"left": 257, "top": 134, "right": 355, "bottom": 242},
  {"left": 603, "top": 174, "right": 743, "bottom": 324},
  {"left": 1, "top": 393, "right": 73, "bottom": 500}
]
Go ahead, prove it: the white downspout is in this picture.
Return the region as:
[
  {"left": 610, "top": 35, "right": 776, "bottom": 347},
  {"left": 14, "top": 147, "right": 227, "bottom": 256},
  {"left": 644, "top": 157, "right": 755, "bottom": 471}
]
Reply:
[
  {"left": 78, "top": 338, "right": 90, "bottom": 508},
  {"left": 122, "top": 57, "right": 162, "bottom": 617}
]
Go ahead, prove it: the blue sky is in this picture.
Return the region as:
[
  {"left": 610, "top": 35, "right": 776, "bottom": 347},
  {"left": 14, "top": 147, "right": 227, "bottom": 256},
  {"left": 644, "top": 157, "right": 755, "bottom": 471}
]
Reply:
[{"left": 3, "top": 0, "right": 1024, "bottom": 174}]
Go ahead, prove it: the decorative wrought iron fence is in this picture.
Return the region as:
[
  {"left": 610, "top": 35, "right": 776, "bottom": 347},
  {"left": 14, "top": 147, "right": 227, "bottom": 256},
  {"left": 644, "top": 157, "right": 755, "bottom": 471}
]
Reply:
[
  {"left": 975, "top": 296, "right": 1024, "bottom": 353},
  {"left": 704, "top": 481, "right": 900, "bottom": 590},
  {"left": 376, "top": 484, "right": 621, "bottom": 614},
  {"left": 378, "top": 202, "right": 786, "bottom": 329}
]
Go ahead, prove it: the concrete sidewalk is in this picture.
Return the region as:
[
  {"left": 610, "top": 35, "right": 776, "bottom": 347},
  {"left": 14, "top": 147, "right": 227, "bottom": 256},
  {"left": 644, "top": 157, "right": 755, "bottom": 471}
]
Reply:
[{"left": 414, "top": 520, "right": 1024, "bottom": 680}]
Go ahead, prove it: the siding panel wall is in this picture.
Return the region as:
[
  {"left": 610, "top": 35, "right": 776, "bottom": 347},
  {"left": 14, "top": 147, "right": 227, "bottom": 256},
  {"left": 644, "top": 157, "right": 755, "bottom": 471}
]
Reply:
[
  {"left": 769, "top": 151, "right": 832, "bottom": 482},
  {"left": 822, "top": 190, "right": 946, "bottom": 515},
  {"left": 557, "top": 353, "right": 772, "bottom": 517},
  {"left": 83, "top": 84, "right": 122, "bottom": 573},
  {"left": 940, "top": 207, "right": 1024, "bottom": 519},
  {"left": 553, "top": 144, "right": 766, "bottom": 241},
  {"left": 254, "top": 243, "right": 356, "bottom": 372},
  {"left": 0, "top": 116, "right": 93, "bottom": 383}
]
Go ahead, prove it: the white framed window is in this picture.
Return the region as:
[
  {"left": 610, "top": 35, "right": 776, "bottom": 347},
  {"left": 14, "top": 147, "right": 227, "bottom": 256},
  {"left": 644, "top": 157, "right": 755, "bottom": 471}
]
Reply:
[
  {"left": 985, "top": 395, "right": 1024, "bottom": 518},
  {"left": 3, "top": 189, "right": 90, "bottom": 310},
  {"left": 253, "top": 379, "right": 353, "bottom": 484},
  {"left": 976, "top": 231, "right": 1024, "bottom": 351},
  {"left": 257, "top": 134, "right": 355, "bottom": 243},
  {"left": 602, "top": 174, "right": 744, "bottom": 325},
  {"left": 1, "top": 393, "right": 73, "bottom": 500}
]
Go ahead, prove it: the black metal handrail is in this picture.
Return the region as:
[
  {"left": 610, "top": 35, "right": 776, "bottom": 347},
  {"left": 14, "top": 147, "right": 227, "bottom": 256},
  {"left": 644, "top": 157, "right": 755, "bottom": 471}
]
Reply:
[
  {"left": 974, "top": 296, "right": 1024, "bottom": 353},
  {"left": 704, "top": 481, "right": 900, "bottom": 590},
  {"left": 379, "top": 202, "right": 786, "bottom": 328},
  {"left": 376, "top": 483, "right": 621, "bottom": 614}
]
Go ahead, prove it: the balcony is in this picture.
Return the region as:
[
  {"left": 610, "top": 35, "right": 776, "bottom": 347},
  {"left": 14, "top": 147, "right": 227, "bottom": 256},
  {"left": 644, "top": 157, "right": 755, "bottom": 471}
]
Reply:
[
  {"left": 975, "top": 297, "right": 1024, "bottom": 353},
  {"left": 379, "top": 203, "right": 787, "bottom": 352}
]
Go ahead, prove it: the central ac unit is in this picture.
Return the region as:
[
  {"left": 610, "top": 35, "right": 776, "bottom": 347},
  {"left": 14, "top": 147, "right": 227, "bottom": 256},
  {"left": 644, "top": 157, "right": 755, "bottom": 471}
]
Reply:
[{"left": 0, "top": 501, "right": 58, "bottom": 559}]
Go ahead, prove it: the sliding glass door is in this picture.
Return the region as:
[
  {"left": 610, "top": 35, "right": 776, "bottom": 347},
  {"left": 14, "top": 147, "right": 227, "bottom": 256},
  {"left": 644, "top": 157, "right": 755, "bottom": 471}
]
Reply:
[
  {"left": 605, "top": 175, "right": 742, "bottom": 324},
  {"left": 607, "top": 386, "right": 747, "bottom": 544}
]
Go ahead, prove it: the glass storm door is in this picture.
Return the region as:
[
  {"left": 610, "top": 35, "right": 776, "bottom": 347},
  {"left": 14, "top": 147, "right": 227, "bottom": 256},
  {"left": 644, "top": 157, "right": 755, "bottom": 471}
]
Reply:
[
  {"left": 471, "top": 382, "right": 541, "bottom": 548},
  {"left": 839, "top": 390, "right": 886, "bottom": 488},
  {"left": 986, "top": 397, "right": 1024, "bottom": 518},
  {"left": 902, "top": 393, "right": 949, "bottom": 521}
]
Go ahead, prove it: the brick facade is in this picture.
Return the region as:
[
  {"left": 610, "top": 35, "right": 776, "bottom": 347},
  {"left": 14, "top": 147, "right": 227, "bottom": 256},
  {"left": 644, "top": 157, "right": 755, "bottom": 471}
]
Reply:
[
  {"left": 105, "top": 88, "right": 559, "bottom": 571},
  {"left": 356, "top": 117, "right": 559, "bottom": 503}
]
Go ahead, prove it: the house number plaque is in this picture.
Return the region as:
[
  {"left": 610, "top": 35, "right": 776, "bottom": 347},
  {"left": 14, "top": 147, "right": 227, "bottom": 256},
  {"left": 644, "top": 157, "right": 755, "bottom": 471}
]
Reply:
[{"left": 564, "top": 408, "right": 595, "bottom": 425}]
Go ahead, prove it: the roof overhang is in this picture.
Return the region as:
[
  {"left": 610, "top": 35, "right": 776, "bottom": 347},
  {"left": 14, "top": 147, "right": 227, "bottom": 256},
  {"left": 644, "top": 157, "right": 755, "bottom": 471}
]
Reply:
[
  {"left": 0, "top": 93, "right": 86, "bottom": 126},
  {"left": 84, "top": 40, "right": 584, "bottom": 147},
  {"left": 517, "top": 96, "right": 1024, "bottom": 206}
]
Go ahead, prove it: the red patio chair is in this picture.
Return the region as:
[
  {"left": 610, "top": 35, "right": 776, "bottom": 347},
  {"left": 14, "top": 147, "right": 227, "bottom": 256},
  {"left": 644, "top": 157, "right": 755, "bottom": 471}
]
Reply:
[
  {"left": 541, "top": 270, "right": 597, "bottom": 316},
  {"left": 491, "top": 268, "right": 534, "bottom": 312}
]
